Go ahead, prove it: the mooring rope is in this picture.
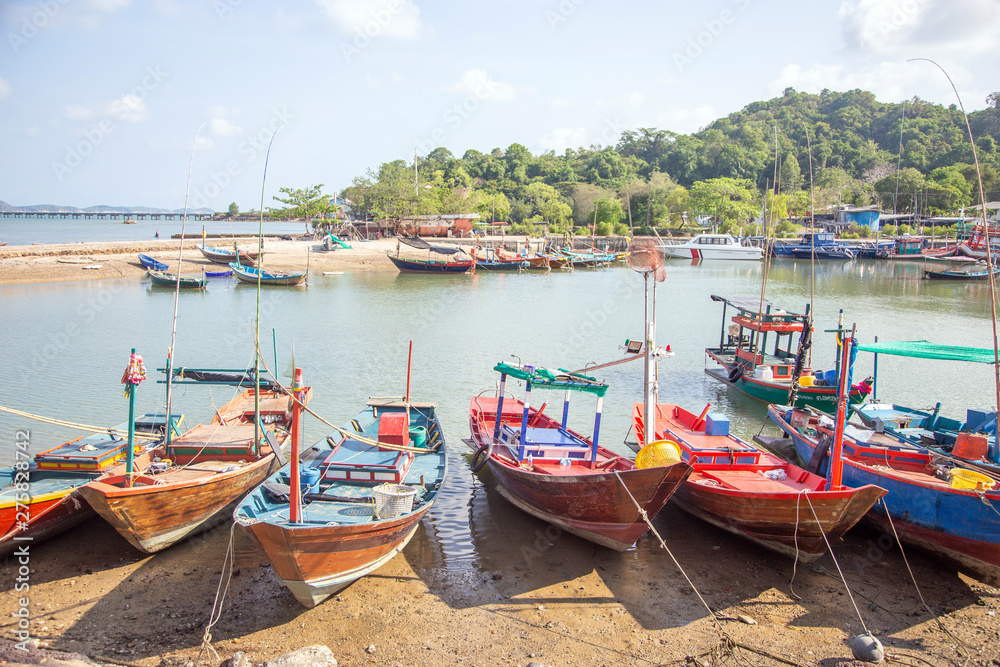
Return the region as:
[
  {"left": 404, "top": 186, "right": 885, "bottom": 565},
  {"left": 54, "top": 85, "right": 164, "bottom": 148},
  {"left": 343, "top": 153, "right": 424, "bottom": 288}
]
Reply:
[
  {"left": 0, "top": 405, "right": 161, "bottom": 439},
  {"left": 197, "top": 522, "right": 238, "bottom": 665}
]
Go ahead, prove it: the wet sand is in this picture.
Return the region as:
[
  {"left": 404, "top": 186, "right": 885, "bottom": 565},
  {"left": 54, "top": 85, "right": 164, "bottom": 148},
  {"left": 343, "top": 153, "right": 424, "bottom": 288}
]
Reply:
[{"left": 1, "top": 463, "right": 998, "bottom": 667}]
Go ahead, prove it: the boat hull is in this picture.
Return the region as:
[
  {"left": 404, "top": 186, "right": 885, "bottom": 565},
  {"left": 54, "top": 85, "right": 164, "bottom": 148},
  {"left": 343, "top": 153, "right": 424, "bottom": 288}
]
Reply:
[
  {"left": 768, "top": 406, "right": 1000, "bottom": 586},
  {"left": 0, "top": 483, "right": 94, "bottom": 557},
  {"left": 79, "top": 454, "right": 277, "bottom": 553},
  {"left": 386, "top": 254, "right": 473, "bottom": 273},
  {"left": 705, "top": 365, "right": 866, "bottom": 412},
  {"left": 238, "top": 507, "right": 428, "bottom": 607}
]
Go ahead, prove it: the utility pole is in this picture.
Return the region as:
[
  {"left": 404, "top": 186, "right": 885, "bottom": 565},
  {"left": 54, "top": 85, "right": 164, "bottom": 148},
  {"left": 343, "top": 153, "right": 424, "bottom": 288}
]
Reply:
[{"left": 414, "top": 149, "right": 418, "bottom": 196}]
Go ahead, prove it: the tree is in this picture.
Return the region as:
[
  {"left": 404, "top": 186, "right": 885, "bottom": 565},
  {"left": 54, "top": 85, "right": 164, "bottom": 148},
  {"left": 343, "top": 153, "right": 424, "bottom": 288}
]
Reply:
[
  {"left": 688, "top": 178, "right": 759, "bottom": 229},
  {"left": 227, "top": 202, "right": 239, "bottom": 216},
  {"left": 269, "top": 184, "right": 334, "bottom": 220}
]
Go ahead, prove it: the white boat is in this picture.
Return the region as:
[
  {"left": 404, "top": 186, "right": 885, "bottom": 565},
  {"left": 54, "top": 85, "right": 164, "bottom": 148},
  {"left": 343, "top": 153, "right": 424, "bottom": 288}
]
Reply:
[{"left": 660, "top": 234, "right": 763, "bottom": 260}]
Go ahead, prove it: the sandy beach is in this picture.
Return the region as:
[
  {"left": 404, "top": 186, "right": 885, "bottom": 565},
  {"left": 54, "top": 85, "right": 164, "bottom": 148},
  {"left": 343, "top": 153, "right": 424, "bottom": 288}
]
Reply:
[{"left": 0, "top": 237, "right": 442, "bottom": 286}]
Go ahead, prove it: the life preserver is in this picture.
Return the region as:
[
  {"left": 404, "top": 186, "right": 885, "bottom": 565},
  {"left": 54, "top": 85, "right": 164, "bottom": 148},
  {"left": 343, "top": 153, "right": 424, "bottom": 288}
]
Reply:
[
  {"left": 728, "top": 365, "right": 744, "bottom": 383},
  {"left": 470, "top": 443, "right": 491, "bottom": 473}
]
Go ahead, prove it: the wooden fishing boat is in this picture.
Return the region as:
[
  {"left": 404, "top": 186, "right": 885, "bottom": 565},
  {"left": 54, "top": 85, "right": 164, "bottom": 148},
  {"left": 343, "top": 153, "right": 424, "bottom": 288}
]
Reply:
[
  {"left": 771, "top": 233, "right": 855, "bottom": 259},
  {"left": 386, "top": 253, "right": 473, "bottom": 273},
  {"left": 767, "top": 403, "right": 1000, "bottom": 586},
  {"left": 147, "top": 270, "right": 207, "bottom": 289},
  {"left": 79, "top": 383, "right": 307, "bottom": 553},
  {"left": 197, "top": 243, "right": 261, "bottom": 265},
  {"left": 534, "top": 252, "right": 572, "bottom": 269},
  {"left": 229, "top": 262, "right": 307, "bottom": 286},
  {"left": 923, "top": 265, "right": 1000, "bottom": 280},
  {"left": 204, "top": 268, "right": 233, "bottom": 278},
  {"left": 138, "top": 253, "right": 168, "bottom": 271},
  {"left": 631, "top": 402, "right": 884, "bottom": 559},
  {"left": 235, "top": 395, "right": 447, "bottom": 607},
  {"left": 468, "top": 247, "right": 526, "bottom": 270},
  {"left": 467, "top": 362, "right": 692, "bottom": 551},
  {"left": 705, "top": 294, "right": 871, "bottom": 412},
  {"left": 0, "top": 413, "right": 178, "bottom": 556}
]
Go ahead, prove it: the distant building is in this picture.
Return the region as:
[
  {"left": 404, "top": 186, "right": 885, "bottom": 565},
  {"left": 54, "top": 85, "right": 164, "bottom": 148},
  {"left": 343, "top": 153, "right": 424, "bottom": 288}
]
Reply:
[
  {"left": 838, "top": 205, "right": 881, "bottom": 230},
  {"left": 397, "top": 213, "right": 481, "bottom": 237}
]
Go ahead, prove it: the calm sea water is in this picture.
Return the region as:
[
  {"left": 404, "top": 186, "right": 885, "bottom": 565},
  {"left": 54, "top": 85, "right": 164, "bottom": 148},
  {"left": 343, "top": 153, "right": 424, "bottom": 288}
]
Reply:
[
  {"left": 0, "top": 215, "right": 308, "bottom": 245},
  {"left": 1, "top": 255, "right": 995, "bottom": 469}
]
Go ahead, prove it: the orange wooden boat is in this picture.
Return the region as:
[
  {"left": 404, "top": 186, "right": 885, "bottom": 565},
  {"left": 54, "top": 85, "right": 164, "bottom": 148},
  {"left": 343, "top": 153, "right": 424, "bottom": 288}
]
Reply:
[
  {"left": 634, "top": 402, "right": 885, "bottom": 560},
  {"left": 79, "top": 387, "right": 308, "bottom": 553}
]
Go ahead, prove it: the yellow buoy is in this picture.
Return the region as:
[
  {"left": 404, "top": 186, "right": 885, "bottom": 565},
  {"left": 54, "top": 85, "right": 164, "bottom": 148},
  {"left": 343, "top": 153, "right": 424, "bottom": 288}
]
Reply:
[{"left": 635, "top": 439, "right": 682, "bottom": 469}]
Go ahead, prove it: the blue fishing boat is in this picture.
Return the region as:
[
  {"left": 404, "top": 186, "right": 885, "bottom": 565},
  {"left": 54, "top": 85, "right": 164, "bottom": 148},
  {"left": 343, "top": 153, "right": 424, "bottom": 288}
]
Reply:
[
  {"left": 773, "top": 233, "right": 855, "bottom": 260},
  {"left": 204, "top": 268, "right": 233, "bottom": 278},
  {"left": 852, "top": 340, "right": 998, "bottom": 471},
  {"left": 230, "top": 261, "right": 307, "bottom": 286},
  {"left": 235, "top": 387, "right": 447, "bottom": 607},
  {"left": 138, "top": 253, "right": 168, "bottom": 271},
  {"left": 924, "top": 264, "right": 1000, "bottom": 280}
]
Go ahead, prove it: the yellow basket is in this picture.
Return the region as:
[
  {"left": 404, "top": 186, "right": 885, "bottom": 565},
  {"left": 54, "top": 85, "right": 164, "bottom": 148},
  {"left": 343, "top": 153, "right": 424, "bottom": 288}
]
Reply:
[
  {"left": 635, "top": 440, "right": 681, "bottom": 469},
  {"left": 950, "top": 468, "right": 997, "bottom": 491}
]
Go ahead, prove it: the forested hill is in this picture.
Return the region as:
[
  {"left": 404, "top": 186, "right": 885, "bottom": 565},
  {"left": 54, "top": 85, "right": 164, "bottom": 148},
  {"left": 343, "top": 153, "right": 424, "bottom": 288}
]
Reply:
[{"left": 341, "top": 87, "right": 1000, "bottom": 231}]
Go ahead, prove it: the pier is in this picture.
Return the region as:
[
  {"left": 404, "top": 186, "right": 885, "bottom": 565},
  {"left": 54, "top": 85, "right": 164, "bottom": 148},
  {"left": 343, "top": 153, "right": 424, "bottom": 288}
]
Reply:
[{"left": 0, "top": 211, "right": 214, "bottom": 221}]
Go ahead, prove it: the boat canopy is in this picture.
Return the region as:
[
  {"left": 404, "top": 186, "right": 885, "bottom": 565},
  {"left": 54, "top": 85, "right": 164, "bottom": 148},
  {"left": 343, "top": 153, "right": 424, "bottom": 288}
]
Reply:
[
  {"left": 710, "top": 294, "right": 807, "bottom": 332},
  {"left": 858, "top": 340, "right": 998, "bottom": 364},
  {"left": 399, "top": 236, "right": 460, "bottom": 255},
  {"left": 493, "top": 362, "right": 608, "bottom": 397}
]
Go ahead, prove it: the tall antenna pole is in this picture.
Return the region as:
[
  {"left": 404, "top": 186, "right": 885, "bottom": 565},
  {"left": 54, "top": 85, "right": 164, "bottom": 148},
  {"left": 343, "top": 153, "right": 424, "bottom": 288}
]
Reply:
[
  {"left": 909, "top": 58, "right": 999, "bottom": 421},
  {"left": 255, "top": 132, "right": 278, "bottom": 449},
  {"left": 165, "top": 121, "right": 207, "bottom": 446},
  {"left": 414, "top": 149, "right": 418, "bottom": 196}
]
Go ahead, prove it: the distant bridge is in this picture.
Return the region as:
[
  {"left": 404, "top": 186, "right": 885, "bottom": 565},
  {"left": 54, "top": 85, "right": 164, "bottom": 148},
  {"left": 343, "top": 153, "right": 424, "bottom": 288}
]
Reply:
[{"left": 1, "top": 211, "right": 214, "bottom": 221}]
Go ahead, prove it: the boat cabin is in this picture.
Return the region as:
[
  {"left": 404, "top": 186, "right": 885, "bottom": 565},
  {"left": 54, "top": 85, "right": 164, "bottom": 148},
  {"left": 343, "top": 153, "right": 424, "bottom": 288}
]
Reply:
[{"left": 709, "top": 294, "right": 810, "bottom": 370}]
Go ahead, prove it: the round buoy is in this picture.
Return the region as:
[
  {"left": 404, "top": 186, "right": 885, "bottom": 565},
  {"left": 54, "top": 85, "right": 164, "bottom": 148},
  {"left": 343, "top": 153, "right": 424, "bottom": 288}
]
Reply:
[
  {"left": 635, "top": 440, "right": 681, "bottom": 469},
  {"left": 849, "top": 633, "right": 884, "bottom": 664}
]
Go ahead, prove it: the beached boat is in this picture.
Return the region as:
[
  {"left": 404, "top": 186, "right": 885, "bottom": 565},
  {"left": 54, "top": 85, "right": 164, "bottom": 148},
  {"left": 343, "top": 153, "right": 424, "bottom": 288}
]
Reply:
[
  {"left": 230, "top": 262, "right": 307, "bottom": 286},
  {"left": 79, "top": 379, "right": 306, "bottom": 553},
  {"left": 467, "top": 362, "right": 692, "bottom": 551},
  {"left": 386, "top": 253, "right": 473, "bottom": 273},
  {"left": 138, "top": 253, "right": 168, "bottom": 271},
  {"left": 631, "top": 402, "right": 884, "bottom": 559},
  {"left": 0, "top": 412, "right": 179, "bottom": 556},
  {"left": 235, "top": 392, "right": 447, "bottom": 607},
  {"left": 704, "top": 295, "right": 871, "bottom": 412},
  {"left": 924, "top": 264, "right": 1000, "bottom": 280},
  {"left": 850, "top": 340, "right": 997, "bottom": 472},
  {"left": 660, "top": 233, "right": 763, "bottom": 261},
  {"left": 197, "top": 243, "right": 261, "bottom": 265},
  {"left": 767, "top": 402, "right": 1000, "bottom": 586},
  {"left": 147, "top": 270, "right": 207, "bottom": 289},
  {"left": 468, "top": 247, "right": 526, "bottom": 270}
]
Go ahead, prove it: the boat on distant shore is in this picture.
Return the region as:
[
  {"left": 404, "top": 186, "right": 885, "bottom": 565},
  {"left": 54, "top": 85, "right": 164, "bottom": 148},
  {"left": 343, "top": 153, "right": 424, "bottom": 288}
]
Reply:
[
  {"left": 230, "top": 262, "right": 307, "bottom": 286},
  {"left": 147, "top": 270, "right": 207, "bottom": 289},
  {"left": 388, "top": 236, "right": 475, "bottom": 273},
  {"left": 197, "top": 243, "right": 261, "bottom": 265},
  {"left": 773, "top": 233, "right": 855, "bottom": 260},
  {"left": 924, "top": 263, "right": 1000, "bottom": 280},
  {"left": 138, "top": 253, "right": 168, "bottom": 271},
  {"left": 660, "top": 233, "right": 763, "bottom": 260}
]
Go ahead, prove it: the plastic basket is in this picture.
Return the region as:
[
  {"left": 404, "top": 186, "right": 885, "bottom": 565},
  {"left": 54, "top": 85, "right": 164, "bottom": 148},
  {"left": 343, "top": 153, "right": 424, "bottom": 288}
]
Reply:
[
  {"left": 373, "top": 483, "right": 417, "bottom": 519},
  {"left": 950, "top": 468, "right": 997, "bottom": 491},
  {"left": 635, "top": 440, "right": 681, "bottom": 469}
]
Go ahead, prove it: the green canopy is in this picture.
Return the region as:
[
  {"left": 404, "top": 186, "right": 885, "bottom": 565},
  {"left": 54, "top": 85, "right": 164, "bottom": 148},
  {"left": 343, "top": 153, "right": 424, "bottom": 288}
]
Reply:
[
  {"left": 493, "top": 362, "right": 608, "bottom": 397},
  {"left": 858, "top": 340, "right": 998, "bottom": 364}
]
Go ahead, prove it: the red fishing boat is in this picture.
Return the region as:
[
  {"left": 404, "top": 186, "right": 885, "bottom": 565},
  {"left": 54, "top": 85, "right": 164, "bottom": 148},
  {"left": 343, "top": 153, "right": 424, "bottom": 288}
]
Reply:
[
  {"left": 631, "top": 402, "right": 885, "bottom": 559},
  {"left": 467, "top": 362, "right": 691, "bottom": 551}
]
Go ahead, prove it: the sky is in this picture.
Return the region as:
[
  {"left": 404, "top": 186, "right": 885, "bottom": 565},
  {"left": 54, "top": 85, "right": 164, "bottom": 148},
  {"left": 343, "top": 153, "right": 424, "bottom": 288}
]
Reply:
[{"left": 1, "top": 0, "right": 998, "bottom": 211}]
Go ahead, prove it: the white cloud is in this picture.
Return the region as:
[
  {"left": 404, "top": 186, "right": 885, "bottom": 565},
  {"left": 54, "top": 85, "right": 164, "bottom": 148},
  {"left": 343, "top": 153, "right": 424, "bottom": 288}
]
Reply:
[
  {"left": 452, "top": 68, "right": 515, "bottom": 102},
  {"left": 628, "top": 92, "right": 646, "bottom": 107},
  {"left": 107, "top": 94, "right": 148, "bottom": 122},
  {"left": 0, "top": 77, "right": 11, "bottom": 101},
  {"left": 315, "top": 0, "right": 423, "bottom": 39},
  {"left": 840, "top": 0, "right": 1000, "bottom": 56},
  {"left": 210, "top": 118, "right": 242, "bottom": 137},
  {"left": 65, "top": 104, "right": 93, "bottom": 120},
  {"left": 537, "top": 127, "right": 588, "bottom": 153},
  {"left": 767, "top": 61, "right": 982, "bottom": 107}
]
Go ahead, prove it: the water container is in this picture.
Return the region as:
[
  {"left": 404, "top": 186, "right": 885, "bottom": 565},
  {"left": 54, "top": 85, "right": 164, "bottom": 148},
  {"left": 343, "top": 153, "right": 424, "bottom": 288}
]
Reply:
[
  {"left": 408, "top": 425, "right": 428, "bottom": 448},
  {"left": 823, "top": 369, "right": 837, "bottom": 386},
  {"left": 799, "top": 374, "right": 815, "bottom": 387},
  {"left": 759, "top": 367, "right": 774, "bottom": 382},
  {"left": 299, "top": 467, "right": 321, "bottom": 495}
]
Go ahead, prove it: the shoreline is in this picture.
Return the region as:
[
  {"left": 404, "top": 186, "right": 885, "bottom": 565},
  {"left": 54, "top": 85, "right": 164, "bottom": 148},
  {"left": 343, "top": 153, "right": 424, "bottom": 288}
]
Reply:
[{"left": 0, "top": 238, "right": 417, "bottom": 286}]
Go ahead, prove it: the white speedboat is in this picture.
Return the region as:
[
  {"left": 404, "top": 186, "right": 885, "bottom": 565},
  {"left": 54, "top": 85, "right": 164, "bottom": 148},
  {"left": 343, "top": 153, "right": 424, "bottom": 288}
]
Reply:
[{"left": 660, "top": 234, "right": 763, "bottom": 260}]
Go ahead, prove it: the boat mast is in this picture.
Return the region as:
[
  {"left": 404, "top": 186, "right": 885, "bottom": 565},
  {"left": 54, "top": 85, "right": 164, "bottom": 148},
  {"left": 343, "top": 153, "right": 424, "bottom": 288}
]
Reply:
[
  {"left": 255, "top": 132, "right": 278, "bottom": 448},
  {"left": 165, "top": 122, "right": 207, "bottom": 447}
]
